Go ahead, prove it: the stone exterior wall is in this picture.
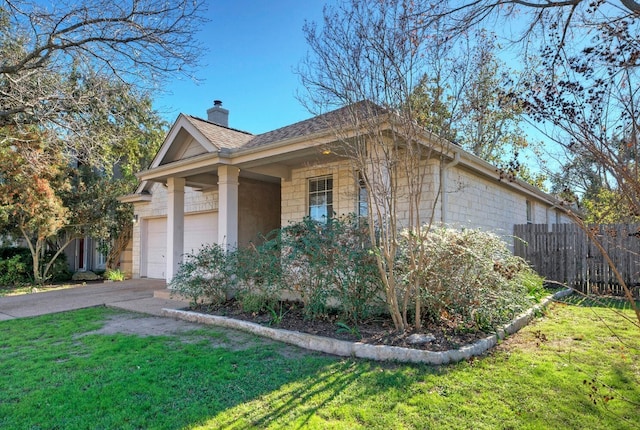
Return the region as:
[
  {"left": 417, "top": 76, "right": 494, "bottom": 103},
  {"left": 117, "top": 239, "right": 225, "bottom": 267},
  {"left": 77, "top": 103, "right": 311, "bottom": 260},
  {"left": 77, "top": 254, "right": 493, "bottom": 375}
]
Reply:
[
  {"left": 238, "top": 178, "right": 281, "bottom": 246},
  {"left": 281, "top": 160, "right": 358, "bottom": 225},
  {"left": 280, "top": 157, "right": 568, "bottom": 246},
  {"left": 445, "top": 167, "right": 527, "bottom": 234},
  {"left": 119, "top": 239, "right": 133, "bottom": 278},
  {"left": 131, "top": 158, "right": 569, "bottom": 278},
  {"left": 443, "top": 165, "right": 568, "bottom": 243}
]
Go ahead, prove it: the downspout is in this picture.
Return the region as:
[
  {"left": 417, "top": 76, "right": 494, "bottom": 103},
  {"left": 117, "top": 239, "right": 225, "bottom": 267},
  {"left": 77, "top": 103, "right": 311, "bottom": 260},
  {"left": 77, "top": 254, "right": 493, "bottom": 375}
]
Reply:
[{"left": 440, "top": 151, "right": 460, "bottom": 224}]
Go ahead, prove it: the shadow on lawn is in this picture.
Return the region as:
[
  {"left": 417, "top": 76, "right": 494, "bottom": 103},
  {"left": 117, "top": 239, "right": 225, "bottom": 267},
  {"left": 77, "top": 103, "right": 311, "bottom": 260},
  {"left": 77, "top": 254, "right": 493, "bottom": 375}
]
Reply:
[{"left": 201, "top": 360, "right": 432, "bottom": 429}]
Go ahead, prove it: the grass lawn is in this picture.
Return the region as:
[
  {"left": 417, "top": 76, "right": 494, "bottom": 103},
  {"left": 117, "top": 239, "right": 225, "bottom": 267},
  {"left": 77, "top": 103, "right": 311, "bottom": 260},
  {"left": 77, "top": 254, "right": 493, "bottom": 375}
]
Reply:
[{"left": 0, "top": 298, "right": 638, "bottom": 429}]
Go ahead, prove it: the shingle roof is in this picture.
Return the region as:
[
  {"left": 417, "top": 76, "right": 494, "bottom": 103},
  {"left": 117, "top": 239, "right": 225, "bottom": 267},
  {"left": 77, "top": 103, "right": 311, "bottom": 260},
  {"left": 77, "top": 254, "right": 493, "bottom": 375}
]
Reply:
[
  {"left": 182, "top": 101, "right": 386, "bottom": 152},
  {"left": 242, "top": 101, "right": 386, "bottom": 149},
  {"left": 184, "top": 115, "right": 254, "bottom": 150}
]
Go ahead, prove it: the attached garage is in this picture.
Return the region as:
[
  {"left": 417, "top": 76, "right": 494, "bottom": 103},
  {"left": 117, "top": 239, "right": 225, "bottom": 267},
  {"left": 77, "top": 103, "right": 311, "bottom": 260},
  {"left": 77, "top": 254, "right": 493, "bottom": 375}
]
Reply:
[{"left": 142, "top": 212, "right": 217, "bottom": 279}]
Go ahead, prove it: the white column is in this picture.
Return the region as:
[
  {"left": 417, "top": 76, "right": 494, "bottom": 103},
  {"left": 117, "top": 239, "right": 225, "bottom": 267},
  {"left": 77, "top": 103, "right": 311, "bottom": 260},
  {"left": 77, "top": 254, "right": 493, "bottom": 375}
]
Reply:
[
  {"left": 217, "top": 165, "right": 239, "bottom": 250},
  {"left": 166, "top": 177, "right": 185, "bottom": 281}
]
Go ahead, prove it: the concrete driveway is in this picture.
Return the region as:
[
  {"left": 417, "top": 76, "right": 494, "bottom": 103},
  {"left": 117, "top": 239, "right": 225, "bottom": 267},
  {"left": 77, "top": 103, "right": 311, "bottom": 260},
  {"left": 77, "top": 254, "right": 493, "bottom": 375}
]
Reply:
[{"left": 0, "top": 279, "right": 186, "bottom": 321}]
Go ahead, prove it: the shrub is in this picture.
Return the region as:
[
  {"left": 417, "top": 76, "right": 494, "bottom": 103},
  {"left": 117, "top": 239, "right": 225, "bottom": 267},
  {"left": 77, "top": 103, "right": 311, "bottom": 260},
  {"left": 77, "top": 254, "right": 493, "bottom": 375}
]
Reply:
[
  {"left": 105, "top": 269, "right": 126, "bottom": 281},
  {"left": 0, "top": 254, "right": 29, "bottom": 287},
  {"left": 0, "top": 247, "right": 72, "bottom": 285},
  {"left": 169, "top": 243, "right": 235, "bottom": 308},
  {"left": 235, "top": 233, "right": 283, "bottom": 313},
  {"left": 399, "top": 227, "right": 544, "bottom": 333},
  {"left": 280, "top": 215, "right": 383, "bottom": 323}
]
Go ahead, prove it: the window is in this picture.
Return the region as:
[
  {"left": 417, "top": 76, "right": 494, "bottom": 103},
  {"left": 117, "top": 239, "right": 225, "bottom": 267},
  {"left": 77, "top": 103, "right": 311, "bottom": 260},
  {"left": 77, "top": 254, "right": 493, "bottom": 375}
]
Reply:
[
  {"left": 526, "top": 200, "right": 533, "bottom": 224},
  {"left": 358, "top": 174, "right": 368, "bottom": 217},
  {"left": 309, "top": 176, "right": 333, "bottom": 222},
  {"left": 95, "top": 240, "right": 107, "bottom": 269}
]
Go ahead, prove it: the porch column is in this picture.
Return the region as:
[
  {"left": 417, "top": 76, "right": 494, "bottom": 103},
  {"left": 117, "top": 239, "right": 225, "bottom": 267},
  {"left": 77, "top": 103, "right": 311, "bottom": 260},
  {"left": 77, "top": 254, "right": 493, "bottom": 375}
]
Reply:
[
  {"left": 167, "top": 177, "right": 185, "bottom": 281},
  {"left": 218, "top": 165, "right": 239, "bottom": 250}
]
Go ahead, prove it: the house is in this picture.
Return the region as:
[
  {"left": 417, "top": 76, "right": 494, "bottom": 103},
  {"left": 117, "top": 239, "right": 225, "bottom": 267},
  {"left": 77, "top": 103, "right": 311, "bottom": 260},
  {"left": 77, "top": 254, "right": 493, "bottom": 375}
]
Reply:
[{"left": 121, "top": 100, "right": 570, "bottom": 281}]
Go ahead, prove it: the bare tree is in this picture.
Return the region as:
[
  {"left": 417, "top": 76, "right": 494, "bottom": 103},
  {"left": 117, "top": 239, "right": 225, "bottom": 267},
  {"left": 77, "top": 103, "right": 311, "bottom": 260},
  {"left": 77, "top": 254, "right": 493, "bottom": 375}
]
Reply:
[
  {"left": 0, "top": 0, "right": 205, "bottom": 165},
  {"left": 419, "top": 1, "right": 640, "bottom": 325},
  {"left": 299, "top": 0, "right": 455, "bottom": 331}
]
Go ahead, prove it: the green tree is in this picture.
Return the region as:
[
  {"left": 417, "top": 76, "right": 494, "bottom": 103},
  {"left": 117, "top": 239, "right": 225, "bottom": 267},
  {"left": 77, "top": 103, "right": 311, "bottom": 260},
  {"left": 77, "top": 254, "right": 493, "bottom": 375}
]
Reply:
[
  {"left": 0, "top": 76, "right": 165, "bottom": 282},
  {"left": 0, "top": 129, "right": 69, "bottom": 283},
  {"left": 410, "top": 30, "right": 545, "bottom": 186},
  {"left": 0, "top": 0, "right": 174, "bottom": 279}
]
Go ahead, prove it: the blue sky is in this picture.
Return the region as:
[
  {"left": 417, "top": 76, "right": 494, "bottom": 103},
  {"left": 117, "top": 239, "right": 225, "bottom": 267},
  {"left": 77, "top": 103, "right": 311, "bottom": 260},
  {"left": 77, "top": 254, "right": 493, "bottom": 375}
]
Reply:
[{"left": 154, "top": 1, "right": 330, "bottom": 134}]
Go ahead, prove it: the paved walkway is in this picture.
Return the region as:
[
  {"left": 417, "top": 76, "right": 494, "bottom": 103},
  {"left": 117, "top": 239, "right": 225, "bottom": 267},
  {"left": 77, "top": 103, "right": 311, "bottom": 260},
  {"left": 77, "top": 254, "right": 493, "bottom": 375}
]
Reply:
[{"left": 0, "top": 279, "right": 187, "bottom": 321}]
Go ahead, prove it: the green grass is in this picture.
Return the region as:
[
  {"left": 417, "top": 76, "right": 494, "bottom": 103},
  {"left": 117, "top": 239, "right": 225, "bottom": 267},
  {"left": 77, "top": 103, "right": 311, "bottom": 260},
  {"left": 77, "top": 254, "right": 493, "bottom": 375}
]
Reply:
[{"left": 0, "top": 301, "right": 638, "bottom": 429}]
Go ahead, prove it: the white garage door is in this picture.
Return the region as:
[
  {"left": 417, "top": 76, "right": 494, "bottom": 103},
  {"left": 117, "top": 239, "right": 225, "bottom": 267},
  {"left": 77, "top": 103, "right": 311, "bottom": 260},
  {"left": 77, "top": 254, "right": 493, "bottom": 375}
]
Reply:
[
  {"left": 145, "top": 217, "right": 167, "bottom": 279},
  {"left": 143, "top": 212, "right": 217, "bottom": 279},
  {"left": 184, "top": 212, "right": 218, "bottom": 255}
]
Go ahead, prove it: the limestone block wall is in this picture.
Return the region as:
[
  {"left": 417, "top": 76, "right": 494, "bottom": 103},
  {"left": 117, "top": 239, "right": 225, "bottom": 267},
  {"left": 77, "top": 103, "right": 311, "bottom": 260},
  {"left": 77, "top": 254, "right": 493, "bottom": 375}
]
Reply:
[
  {"left": 393, "top": 158, "right": 441, "bottom": 230},
  {"left": 119, "top": 239, "right": 133, "bottom": 278},
  {"left": 281, "top": 160, "right": 358, "bottom": 225},
  {"left": 444, "top": 167, "right": 527, "bottom": 236},
  {"left": 443, "top": 165, "right": 568, "bottom": 244},
  {"left": 280, "top": 158, "right": 441, "bottom": 229},
  {"left": 279, "top": 156, "right": 567, "bottom": 248},
  {"left": 238, "top": 178, "right": 280, "bottom": 246}
]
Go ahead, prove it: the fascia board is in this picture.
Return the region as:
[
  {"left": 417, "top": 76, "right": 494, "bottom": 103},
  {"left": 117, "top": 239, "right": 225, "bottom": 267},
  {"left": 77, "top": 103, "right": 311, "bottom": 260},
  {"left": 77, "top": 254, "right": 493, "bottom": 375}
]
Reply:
[{"left": 137, "top": 152, "right": 224, "bottom": 181}]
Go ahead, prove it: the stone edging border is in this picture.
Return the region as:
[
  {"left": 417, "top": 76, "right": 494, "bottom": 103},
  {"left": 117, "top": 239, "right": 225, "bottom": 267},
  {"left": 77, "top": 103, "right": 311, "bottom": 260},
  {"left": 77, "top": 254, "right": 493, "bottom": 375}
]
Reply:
[{"left": 161, "top": 288, "right": 573, "bottom": 364}]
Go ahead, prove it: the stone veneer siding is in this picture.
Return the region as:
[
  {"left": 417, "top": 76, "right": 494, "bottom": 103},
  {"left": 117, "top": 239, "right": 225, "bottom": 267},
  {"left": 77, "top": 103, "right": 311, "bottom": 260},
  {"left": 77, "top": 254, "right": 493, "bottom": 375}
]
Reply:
[
  {"left": 281, "top": 160, "right": 359, "bottom": 225},
  {"left": 280, "top": 157, "right": 568, "bottom": 244}
]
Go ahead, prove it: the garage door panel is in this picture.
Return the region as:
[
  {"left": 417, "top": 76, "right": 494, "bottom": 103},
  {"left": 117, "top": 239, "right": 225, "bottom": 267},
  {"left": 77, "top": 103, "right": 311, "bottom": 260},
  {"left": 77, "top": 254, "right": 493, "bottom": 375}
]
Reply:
[{"left": 184, "top": 212, "right": 218, "bottom": 255}]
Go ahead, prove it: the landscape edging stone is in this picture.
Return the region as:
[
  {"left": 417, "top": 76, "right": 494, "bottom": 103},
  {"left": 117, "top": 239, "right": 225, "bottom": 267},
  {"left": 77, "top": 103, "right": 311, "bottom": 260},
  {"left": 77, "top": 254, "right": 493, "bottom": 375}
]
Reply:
[{"left": 161, "top": 288, "right": 572, "bottom": 364}]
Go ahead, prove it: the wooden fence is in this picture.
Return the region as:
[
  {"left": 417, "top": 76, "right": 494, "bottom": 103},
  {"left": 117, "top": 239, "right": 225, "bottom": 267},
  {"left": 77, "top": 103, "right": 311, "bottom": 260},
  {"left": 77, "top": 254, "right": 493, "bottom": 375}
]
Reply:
[{"left": 513, "top": 223, "right": 640, "bottom": 298}]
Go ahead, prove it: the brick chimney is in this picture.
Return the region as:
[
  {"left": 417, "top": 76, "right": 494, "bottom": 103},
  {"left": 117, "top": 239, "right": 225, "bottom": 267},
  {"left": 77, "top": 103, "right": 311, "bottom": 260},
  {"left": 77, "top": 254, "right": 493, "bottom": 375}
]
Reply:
[{"left": 207, "top": 100, "right": 229, "bottom": 127}]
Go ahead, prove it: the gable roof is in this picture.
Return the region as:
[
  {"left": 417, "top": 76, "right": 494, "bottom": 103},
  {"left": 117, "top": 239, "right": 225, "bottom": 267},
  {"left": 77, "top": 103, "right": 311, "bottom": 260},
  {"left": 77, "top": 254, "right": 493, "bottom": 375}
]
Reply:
[
  {"left": 130, "top": 101, "right": 565, "bottom": 209},
  {"left": 183, "top": 115, "right": 254, "bottom": 150}
]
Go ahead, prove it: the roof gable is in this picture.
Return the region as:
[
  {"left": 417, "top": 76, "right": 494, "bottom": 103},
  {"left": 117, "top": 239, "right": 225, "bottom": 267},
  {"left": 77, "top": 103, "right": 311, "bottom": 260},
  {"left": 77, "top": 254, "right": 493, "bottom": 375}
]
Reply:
[{"left": 148, "top": 114, "right": 254, "bottom": 170}]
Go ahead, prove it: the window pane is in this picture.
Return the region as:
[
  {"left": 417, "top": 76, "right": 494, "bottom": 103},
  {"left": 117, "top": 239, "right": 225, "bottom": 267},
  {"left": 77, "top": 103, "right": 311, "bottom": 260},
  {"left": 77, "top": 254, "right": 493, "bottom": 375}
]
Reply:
[
  {"left": 358, "top": 174, "right": 368, "bottom": 217},
  {"left": 309, "top": 205, "right": 324, "bottom": 221},
  {"left": 308, "top": 176, "right": 333, "bottom": 222}
]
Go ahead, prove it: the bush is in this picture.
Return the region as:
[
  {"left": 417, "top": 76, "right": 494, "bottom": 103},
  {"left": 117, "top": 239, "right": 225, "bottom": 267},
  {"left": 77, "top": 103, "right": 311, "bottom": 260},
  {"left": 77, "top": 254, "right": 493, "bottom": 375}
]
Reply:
[
  {"left": 279, "top": 215, "right": 383, "bottom": 323},
  {"left": 172, "top": 216, "right": 384, "bottom": 324},
  {"left": 0, "top": 247, "right": 72, "bottom": 285},
  {"left": 0, "top": 254, "right": 29, "bottom": 287},
  {"left": 105, "top": 269, "right": 126, "bottom": 281},
  {"left": 169, "top": 243, "right": 235, "bottom": 308},
  {"left": 399, "top": 227, "right": 544, "bottom": 333},
  {"left": 235, "top": 233, "right": 283, "bottom": 313}
]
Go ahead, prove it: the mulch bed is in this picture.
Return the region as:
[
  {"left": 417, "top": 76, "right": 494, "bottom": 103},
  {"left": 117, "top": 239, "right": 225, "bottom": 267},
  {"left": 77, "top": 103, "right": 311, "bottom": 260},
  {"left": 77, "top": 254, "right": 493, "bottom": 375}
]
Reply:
[{"left": 191, "top": 300, "right": 488, "bottom": 352}]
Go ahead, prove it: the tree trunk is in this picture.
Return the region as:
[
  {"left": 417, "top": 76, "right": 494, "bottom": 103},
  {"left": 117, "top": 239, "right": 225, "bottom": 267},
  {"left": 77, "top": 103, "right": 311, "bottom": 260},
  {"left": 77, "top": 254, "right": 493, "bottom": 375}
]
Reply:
[{"left": 107, "top": 222, "right": 133, "bottom": 270}]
